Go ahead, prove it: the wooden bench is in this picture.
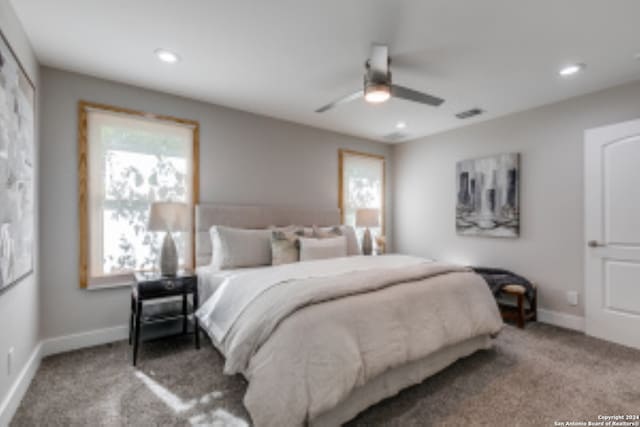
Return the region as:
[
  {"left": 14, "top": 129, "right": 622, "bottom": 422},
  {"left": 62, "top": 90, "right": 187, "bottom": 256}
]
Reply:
[{"left": 497, "top": 284, "right": 537, "bottom": 328}]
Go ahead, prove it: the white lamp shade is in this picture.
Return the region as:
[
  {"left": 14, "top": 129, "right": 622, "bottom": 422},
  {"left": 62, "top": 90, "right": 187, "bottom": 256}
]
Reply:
[
  {"left": 148, "top": 202, "right": 191, "bottom": 232},
  {"left": 356, "top": 208, "right": 380, "bottom": 228}
]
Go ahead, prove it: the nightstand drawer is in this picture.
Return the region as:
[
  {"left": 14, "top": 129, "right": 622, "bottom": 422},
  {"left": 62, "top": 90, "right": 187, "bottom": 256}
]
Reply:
[{"left": 136, "top": 276, "right": 196, "bottom": 298}]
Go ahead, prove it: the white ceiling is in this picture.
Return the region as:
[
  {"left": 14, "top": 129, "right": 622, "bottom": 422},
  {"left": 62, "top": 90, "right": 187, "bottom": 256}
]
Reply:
[{"left": 12, "top": 0, "right": 640, "bottom": 143}]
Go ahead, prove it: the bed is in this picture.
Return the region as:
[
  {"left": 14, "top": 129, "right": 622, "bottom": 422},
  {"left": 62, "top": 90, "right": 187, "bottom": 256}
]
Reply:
[{"left": 193, "top": 204, "right": 503, "bottom": 426}]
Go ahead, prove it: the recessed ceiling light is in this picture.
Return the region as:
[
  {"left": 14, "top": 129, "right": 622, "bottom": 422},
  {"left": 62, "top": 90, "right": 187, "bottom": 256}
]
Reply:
[
  {"left": 558, "top": 63, "right": 585, "bottom": 77},
  {"left": 154, "top": 48, "right": 180, "bottom": 64},
  {"left": 396, "top": 121, "right": 407, "bottom": 129}
]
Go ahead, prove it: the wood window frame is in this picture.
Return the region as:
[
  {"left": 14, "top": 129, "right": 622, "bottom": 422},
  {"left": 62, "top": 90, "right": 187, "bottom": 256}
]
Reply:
[
  {"left": 78, "top": 101, "right": 200, "bottom": 288},
  {"left": 338, "top": 148, "right": 386, "bottom": 235}
]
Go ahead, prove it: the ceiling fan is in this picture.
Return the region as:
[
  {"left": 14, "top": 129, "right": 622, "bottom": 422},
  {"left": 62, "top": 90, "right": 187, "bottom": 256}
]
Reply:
[{"left": 315, "top": 44, "right": 445, "bottom": 113}]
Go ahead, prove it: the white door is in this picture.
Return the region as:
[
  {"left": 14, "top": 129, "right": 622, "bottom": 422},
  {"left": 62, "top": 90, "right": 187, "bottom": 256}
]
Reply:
[{"left": 585, "top": 118, "right": 640, "bottom": 349}]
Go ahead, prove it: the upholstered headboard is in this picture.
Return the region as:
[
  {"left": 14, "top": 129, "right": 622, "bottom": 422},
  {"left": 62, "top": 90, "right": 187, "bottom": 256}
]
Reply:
[{"left": 194, "top": 204, "right": 341, "bottom": 266}]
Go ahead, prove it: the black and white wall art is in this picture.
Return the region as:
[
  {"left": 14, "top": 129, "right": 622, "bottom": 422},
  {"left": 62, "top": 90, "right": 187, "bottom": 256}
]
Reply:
[
  {"left": 456, "top": 153, "right": 519, "bottom": 237},
  {"left": 0, "top": 30, "right": 35, "bottom": 292}
]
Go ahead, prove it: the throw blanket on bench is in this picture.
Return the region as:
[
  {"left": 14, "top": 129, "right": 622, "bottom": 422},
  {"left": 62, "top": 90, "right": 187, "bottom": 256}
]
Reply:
[{"left": 472, "top": 266, "right": 535, "bottom": 305}]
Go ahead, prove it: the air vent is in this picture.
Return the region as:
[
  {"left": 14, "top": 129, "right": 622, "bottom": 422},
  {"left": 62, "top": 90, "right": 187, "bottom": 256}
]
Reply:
[
  {"left": 383, "top": 132, "right": 409, "bottom": 142},
  {"left": 456, "top": 108, "right": 484, "bottom": 119}
]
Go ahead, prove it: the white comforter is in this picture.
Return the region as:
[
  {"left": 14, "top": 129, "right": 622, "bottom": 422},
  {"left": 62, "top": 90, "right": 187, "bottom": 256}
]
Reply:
[
  {"left": 197, "top": 255, "right": 428, "bottom": 343},
  {"left": 196, "top": 255, "right": 503, "bottom": 426}
]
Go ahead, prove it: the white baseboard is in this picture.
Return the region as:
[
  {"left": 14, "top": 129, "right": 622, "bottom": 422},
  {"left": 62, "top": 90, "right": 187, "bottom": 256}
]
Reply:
[
  {"left": 0, "top": 325, "right": 129, "bottom": 425},
  {"left": 0, "top": 343, "right": 42, "bottom": 427},
  {"left": 41, "top": 325, "right": 129, "bottom": 357},
  {"left": 537, "top": 308, "right": 585, "bottom": 332}
]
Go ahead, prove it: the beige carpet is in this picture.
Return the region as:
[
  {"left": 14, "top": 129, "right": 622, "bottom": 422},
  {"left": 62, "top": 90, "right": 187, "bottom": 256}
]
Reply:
[{"left": 11, "top": 323, "right": 640, "bottom": 426}]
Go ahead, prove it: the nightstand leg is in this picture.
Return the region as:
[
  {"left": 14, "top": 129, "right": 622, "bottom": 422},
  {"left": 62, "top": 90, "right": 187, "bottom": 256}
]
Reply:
[
  {"left": 182, "top": 293, "right": 188, "bottom": 334},
  {"left": 129, "top": 294, "right": 134, "bottom": 345},
  {"left": 133, "top": 301, "right": 142, "bottom": 366},
  {"left": 194, "top": 290, "right": 200, "bottom": 350},
  {"left": 517, "top": 294, "right": 525, "bottom": 329}
]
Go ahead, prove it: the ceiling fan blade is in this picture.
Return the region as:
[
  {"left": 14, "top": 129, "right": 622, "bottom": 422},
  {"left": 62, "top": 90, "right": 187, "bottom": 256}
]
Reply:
[
  {"left": 315, "top": 90, "right": 363, "bottom": 113},
  {"left": 369, "top": 44, "right": 389, "bottom": 77},
  {"left": 391, "top": 84, "right": 444, "bottom": 107}
]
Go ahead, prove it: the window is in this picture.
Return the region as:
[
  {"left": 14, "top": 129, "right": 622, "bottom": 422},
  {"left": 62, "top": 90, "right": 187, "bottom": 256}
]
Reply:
[
  {"left": 338, "top": 149, "right": 385, "bottom": 239},
  {"left": 79, "top": 102, "right": 199, "bottom": 288}
]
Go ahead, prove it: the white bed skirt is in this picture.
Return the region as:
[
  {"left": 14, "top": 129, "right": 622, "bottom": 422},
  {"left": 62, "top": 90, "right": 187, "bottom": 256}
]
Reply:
[{"left": 310, "top": 334, "right": 494, "bottom": 427}]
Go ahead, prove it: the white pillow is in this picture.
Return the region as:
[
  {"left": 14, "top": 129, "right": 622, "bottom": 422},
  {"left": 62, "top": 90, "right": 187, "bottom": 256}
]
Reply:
[
  {"left": 314, "top": 225, "right": 360, "bottom": 255},
  {"left": 299, "top": 236, "right": 347, "bottom": 261},
  {"left": 210, "top": 226, "right": 272, "bottom": 269},
  {"left": 340, "top": 225, "right": 361, "bottom": 256}
]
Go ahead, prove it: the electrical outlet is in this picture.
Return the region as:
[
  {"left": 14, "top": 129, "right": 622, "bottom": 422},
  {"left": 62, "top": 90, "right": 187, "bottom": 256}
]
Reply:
[
  {"left": 566, "top": 291, "right": 579, "bottom": 306},
  {"left": 7, "top": 347, "right": 14, "bottom": 376}
]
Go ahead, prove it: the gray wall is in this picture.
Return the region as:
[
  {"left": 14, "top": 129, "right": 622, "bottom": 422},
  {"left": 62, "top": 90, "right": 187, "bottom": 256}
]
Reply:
[
  {"left": 39, "top": 67, "right": 392, "bottom": 339},
  {"left": 393, "top": 79, "right": 640, "bottom": 317},
  {"left": 0, "top": 0, "right": 39, "bottom": 412}
]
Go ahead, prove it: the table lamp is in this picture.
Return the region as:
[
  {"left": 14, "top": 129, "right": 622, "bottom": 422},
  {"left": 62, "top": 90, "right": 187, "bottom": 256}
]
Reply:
[
  {"left": 356, "top": 208, "right": 380, "bottom": 255},
  {"left": 148, "top": 202, "right": 190, "bottom": 276}
]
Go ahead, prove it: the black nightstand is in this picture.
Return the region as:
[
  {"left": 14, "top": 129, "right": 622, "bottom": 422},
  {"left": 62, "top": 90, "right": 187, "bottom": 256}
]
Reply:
[{"left": 130, "top": 271, "right": 200, "bottom": 366}]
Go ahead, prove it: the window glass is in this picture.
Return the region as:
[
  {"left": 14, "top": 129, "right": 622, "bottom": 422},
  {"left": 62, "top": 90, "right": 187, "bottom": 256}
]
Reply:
[
  {"left": 340, "top": 150, "right": 385, "bottom": 241},
  {"left": 82, "top": 108, "right": 196, "bottom": 286}
]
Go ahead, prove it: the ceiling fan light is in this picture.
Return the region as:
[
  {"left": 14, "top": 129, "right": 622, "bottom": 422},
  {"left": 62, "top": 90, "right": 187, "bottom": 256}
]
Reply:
[{"left": 364, "top": 84, "right": 391, "bottom": 103}]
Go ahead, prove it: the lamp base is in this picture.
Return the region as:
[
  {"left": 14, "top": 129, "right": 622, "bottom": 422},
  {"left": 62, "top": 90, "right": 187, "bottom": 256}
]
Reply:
[
  {"left": 160, "top": 232, "right": 178, "bottom": 276},
  {"left": 362, "top": 228, "right": 373, "bottom": 255}
]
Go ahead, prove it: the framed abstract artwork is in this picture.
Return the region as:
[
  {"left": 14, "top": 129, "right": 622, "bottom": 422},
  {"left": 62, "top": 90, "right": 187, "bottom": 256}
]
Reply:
[
  {"left": 456, "top": 153, "right": 520, "bottom": 238},
  {"left": 0, "top": 29, "right": 36, "bottom": 292}
]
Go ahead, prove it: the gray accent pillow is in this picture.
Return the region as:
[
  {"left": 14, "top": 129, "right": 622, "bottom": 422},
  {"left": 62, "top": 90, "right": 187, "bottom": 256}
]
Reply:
[
  {"left": 271, "top": 229, "right": 304, "bottom": 265},
  {"left": 313, "top": 225, "right": 343, "bottom": 238}
]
